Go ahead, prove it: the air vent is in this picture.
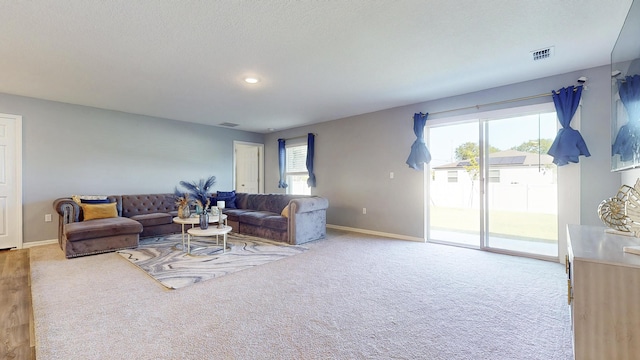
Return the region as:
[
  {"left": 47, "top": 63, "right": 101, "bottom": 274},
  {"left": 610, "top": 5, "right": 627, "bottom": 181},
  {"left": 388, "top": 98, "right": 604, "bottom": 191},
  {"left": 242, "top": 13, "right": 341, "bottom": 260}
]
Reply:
[
  {"left": 531, "top": 46, "right": 554, "bottom": 61},
  {"left": 219, "top": 122, "right": 239, "bottom": 127}
]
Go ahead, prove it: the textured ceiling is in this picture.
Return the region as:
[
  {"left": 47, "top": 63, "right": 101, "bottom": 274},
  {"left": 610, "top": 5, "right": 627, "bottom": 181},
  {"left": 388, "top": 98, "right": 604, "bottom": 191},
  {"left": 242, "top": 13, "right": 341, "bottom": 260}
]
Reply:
[{"left": 0, "top": 0, "right": 633, "bottom": 133}]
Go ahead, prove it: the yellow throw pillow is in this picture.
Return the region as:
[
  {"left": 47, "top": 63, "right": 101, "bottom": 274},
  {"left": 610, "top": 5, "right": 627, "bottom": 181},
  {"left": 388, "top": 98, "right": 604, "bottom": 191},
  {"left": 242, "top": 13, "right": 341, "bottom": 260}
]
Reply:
[
  {"left": 81, "top": 203, "right": 118, "bottom": 221},
  {"left": 281, "top": 205, "right": 290, "bottom": 218}
]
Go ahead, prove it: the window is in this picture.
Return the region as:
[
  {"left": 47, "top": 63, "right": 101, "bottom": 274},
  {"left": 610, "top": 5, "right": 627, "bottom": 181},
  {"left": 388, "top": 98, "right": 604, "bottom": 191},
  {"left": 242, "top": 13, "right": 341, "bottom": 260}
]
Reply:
[
  {"left": 286, "top": 144, "right": 311, "bottom": 195},
  {"left": 447, "top": 171, "right": 458, "bottom": 183},
  {"left": 488, "top": 169, "right": 500, "bottom": 183}
]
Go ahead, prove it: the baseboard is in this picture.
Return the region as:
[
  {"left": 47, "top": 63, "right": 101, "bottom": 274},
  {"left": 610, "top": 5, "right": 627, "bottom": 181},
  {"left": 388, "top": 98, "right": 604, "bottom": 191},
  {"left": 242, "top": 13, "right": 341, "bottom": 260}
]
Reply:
[
  {"left": 326, "top": 224, "right": 424, "bottom": 242},
  {"left": 22, "top": 239, "right": 58, "bottom": 248}
]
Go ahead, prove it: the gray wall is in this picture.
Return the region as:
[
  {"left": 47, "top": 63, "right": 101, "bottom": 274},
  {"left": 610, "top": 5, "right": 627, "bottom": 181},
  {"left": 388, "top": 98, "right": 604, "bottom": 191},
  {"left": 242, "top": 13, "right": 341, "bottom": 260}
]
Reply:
[
  {"left": 4, "top": 64, "right": 622, "bottom": 244},
  {"left": 0, "top": 93, "right": 263, "bottom": 244},
  {"left": 265, "top": 65, "right": 620, "bottom": 239}
]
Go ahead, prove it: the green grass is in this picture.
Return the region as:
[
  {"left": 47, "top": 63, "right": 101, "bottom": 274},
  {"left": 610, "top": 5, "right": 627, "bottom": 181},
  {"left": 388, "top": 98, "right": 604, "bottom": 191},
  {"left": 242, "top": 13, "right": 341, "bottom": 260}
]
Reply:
[{"left": 429, "top": 206, "right": 557, "bottom": 242}]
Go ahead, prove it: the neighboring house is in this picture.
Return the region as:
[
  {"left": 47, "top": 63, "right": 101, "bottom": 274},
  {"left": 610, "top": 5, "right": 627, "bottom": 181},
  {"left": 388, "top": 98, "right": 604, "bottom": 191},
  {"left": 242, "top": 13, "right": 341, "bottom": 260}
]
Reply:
[{"left": 431, "top": 150, "right": 557, "bottom": 213}]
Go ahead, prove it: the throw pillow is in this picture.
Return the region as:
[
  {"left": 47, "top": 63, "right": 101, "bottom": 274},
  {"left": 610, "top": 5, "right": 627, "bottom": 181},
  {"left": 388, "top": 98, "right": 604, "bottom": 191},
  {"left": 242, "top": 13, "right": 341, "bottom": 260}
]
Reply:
[
  {"left": 80, "top": 198, "right": 111, "bottom": 204},
  {"left": 81, "top": 203, "right": 118, "bottom": 221},
  {"left": 281, "top": 205, "right": 289, "bottom": 218},
  {"left": 216, "top": 191, "right": 237, "bottom": 209},
  {"left": 72, "top": 195, "right": 108, "bottom": 205}
]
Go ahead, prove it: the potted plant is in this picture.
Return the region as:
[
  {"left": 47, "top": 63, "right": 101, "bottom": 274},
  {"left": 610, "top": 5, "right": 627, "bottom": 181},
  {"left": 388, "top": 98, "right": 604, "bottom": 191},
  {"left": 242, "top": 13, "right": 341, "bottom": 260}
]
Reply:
[
  {"left": 173, "top": 188, "right": 192, "bottom": 219},
  {"left": 179, "top": 176, "right": 216, "bottom": 229}
]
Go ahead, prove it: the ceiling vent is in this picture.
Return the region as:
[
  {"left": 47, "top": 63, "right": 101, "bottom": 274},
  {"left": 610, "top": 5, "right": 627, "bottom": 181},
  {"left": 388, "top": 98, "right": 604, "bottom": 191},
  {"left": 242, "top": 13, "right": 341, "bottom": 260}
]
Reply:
[
  {"left": 531, "top": 46, "right": 554, "bottom": 61},
  {"left": 219, "top": 122, "right": 239, "bottom": 127}
]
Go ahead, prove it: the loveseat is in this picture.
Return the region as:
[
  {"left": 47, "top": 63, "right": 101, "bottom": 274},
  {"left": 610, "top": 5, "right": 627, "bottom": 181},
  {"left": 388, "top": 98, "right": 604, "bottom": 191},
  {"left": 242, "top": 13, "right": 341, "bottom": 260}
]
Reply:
[
  {"left": 53, "top": 194, "right": 182, "bottom": 258},
  {"left": 222, "top": 192, "right": 329, "bottom": 245},
  {"left": 53, "top": 192, "right": 329, "bottom": 258}
]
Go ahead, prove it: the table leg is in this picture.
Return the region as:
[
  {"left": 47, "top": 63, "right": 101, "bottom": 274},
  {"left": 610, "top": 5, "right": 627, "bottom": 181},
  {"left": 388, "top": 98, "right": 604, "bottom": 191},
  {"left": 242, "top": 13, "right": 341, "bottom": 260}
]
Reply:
[
  {"left": 181, "top": 224, "right": 186, "bottom": 249},
  {"left": 223, "top": 232, "right": 227, "bottom": 253},
  {"left": 187, "top": 232, "right": 191, "bottom": 254}
]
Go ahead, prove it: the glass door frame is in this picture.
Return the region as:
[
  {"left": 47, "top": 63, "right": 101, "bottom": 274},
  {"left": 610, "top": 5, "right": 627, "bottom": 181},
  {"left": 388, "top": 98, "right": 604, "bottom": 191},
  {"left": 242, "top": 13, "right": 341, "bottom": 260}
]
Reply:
[{"left": 426, "top": 102, "right": 572, "bottom": 262}]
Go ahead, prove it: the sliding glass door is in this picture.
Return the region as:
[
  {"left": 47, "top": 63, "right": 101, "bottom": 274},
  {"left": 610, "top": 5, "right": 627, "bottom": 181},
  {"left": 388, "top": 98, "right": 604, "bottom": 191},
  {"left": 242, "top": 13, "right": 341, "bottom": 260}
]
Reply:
[
  {"left": 484, "top": 113, "right": 558, "bottom": 257},
  {"left": 427, "top": 105, "right": 558, "bottom": 259},
  {"left": 428, "top": 121, "right": 481, "bottom": 248}
]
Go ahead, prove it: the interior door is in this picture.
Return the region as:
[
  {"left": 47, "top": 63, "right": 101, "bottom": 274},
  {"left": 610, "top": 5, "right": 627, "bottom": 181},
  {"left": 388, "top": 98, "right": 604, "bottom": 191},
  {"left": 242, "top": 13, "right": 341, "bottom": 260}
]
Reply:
[
  {"left": 0, "top": 113, "right": 22, "bottom": 250},
  {"left": 234, "top": 142, "right": 263, "bottom": 194}
]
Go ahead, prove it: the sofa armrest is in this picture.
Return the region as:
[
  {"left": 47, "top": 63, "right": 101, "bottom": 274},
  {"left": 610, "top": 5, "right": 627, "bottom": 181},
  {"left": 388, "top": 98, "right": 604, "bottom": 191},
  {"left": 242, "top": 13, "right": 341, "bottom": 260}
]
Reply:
[
  {"left": 288, "top": 196, "right": 329, "bottom": 245},
  {"left": 289, "top": 196, "right": 329, "bottom": 214},
  {"left": 53, "top": 198, "right": 80, "bottom": 224},
  {"left": 53, "top": 198, "right": 81, "bottom": 247}
]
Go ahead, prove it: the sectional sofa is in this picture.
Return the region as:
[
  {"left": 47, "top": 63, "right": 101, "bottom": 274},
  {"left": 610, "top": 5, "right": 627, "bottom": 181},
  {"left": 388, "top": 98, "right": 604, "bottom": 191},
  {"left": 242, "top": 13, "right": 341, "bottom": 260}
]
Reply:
[{"left": 53, "top": 192, "right": 329, "bottom": 258}]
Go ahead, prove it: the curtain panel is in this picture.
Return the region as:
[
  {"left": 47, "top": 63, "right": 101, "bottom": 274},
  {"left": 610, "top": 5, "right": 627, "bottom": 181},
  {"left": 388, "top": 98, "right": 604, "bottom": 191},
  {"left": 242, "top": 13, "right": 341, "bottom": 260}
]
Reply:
[
  {"left": 406, "top": 112, "right": 431, "bottom": 170},
  {"left": 612, "top": 75, "right": 640, "bottom": 162},
  {"left": 306, "top": 133, "right": 316, "bottom": 187},
  {"left": 547, "top": 85, "right": 590, "bottom": 166},
  {"left": 278, "top": 139, "right": 288, "bottom": 188}
]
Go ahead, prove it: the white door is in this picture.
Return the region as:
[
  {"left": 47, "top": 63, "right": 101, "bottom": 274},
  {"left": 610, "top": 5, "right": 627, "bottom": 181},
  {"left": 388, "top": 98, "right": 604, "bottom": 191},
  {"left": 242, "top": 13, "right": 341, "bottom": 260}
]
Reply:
[
  {"left": 0, "top": 113, "right": 22, "bottom": 249},
  {"left": 234, "top": 142, "right": 264, "bottom": 194}
]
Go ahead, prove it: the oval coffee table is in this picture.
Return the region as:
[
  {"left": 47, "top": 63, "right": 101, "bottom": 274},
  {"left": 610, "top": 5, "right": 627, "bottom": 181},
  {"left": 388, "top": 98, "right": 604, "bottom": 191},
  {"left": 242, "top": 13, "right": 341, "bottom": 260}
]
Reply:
[
  {"left": 173, "top": 214, "right": 228, "bottom": 251},
  {"left": 186, "top": 225, "right": 232, "bottom": 255}
]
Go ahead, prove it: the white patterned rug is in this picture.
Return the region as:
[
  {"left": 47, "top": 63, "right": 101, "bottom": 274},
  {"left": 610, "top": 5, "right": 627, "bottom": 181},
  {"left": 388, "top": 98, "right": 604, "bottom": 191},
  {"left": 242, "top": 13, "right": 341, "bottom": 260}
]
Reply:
[{"left": 117, "top": 233, "right": 307, "bottom": 289}]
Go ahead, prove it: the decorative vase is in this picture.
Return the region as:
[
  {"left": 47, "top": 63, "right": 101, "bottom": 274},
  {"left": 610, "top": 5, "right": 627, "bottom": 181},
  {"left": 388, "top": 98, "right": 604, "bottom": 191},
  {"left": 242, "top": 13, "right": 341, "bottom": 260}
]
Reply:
[
  {"left": 178, "top": 205, "right": 191, "bottom": 219},
  {"left": 199, "top": 211, "right": 209, "bottom": 230}
]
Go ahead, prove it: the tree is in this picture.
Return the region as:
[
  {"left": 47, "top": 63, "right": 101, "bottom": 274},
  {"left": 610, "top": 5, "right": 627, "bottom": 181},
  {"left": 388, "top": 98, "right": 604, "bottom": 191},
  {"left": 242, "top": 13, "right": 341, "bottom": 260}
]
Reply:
[
  {"left": 454, "top": 141, "right": 500, "bottom": 190},
  {"left": 453, "top": 142, "right": 500, "bottom": 206},
  {"left": 454, "top": 142, "right": 500, "bottom": 161},
  {"left": 511, "top": 138, "right": 553, "bottom": 154}
]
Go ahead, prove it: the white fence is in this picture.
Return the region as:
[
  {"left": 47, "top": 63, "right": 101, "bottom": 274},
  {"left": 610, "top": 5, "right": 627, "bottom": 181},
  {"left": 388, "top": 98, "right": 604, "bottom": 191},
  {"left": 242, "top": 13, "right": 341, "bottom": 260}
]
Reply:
[{"left": 430, "top": 182, "right": 557, "bottom": 214}]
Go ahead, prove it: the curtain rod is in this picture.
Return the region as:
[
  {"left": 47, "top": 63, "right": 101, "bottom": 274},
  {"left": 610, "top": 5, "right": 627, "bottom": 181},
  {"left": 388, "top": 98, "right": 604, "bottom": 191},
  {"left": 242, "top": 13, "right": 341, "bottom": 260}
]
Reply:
[
  {"left": 423, "top": 84, "right": 583, "bottom": 117},
  {"left": 280, "top": 133, "right": 317, "bottom": 141},
  {"left": 426, "top": 92, "right": 552, "bottom": 117}
]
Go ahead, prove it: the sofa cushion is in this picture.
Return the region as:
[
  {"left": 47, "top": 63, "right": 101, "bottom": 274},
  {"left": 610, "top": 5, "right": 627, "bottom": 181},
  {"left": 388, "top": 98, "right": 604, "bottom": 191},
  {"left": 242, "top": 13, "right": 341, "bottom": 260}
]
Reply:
[
  {"left": 242, "top": 193, "right": 300, "bottom": 213},
  {"left": 262, "top": 215, "right": 288, "bottom": 231},
  {"left": 81, "top": 203, "right": 118, "bottom": 221},
  {"left": 238, "top": 211, "right": 273, "bottom": 226},
  {"left": 216, "top": 191, "right": 237, "bottom": 209},
  {"left": 222, "top": 208, "right": 252, "bottom": 222},
  {"left": 129, "top": 213, "right": 173, "bottom": 227},
  {"left": 65, "top": 217, "right": 142, "bottom": 242},
  {"left": 121, "top": 194, "right": 177, "bottom": 217}
]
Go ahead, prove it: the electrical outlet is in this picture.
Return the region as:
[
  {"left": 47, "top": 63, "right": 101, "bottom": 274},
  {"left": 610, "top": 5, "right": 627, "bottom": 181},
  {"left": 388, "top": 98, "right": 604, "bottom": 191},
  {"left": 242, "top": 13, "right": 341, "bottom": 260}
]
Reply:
[
  {"left": 362, "top": 208, "right": 367, "bottom": 215},
  {"left": 45, "top": 213, "right": 52, "bottom": 222},
  {"left": 390, "top": 172, "right": 394, "bottom": 179}
]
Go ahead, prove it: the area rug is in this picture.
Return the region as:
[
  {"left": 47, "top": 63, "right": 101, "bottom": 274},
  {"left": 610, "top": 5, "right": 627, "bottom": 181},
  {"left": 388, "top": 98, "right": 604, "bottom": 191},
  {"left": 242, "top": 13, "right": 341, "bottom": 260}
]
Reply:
[{"left": 116, "top": 232, "right": 307, "bottom": 289}]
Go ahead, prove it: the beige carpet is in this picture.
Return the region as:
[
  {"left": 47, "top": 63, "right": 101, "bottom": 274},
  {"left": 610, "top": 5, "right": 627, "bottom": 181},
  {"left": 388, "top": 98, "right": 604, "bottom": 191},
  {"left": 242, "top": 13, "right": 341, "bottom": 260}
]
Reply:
[
  {"left": 30, "top": 230, "right": 573, "bottom": 359},
  {"left": 116, "top": 233, "right": 307, "bottom": 289}
]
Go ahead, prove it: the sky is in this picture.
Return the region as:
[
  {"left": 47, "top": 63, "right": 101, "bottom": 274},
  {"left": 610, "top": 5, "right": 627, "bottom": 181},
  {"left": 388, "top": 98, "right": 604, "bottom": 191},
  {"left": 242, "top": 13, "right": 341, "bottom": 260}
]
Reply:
[{"left": 427, "top": 112, "right": 557, "bottom": 166}]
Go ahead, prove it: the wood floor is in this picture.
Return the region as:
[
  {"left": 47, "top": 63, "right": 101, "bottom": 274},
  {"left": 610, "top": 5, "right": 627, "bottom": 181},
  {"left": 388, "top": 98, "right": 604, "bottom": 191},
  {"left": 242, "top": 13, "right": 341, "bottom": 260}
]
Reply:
[{"left": 0, "top": 249, "right": 35, "bottom": 360}]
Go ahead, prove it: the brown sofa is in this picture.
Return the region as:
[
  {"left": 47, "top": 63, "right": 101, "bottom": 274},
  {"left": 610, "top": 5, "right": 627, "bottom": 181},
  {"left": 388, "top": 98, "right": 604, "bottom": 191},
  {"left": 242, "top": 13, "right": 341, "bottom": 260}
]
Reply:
[
  {"left": 223, "top": 193, "right": 329, "bottom": 245},
  {"left": 53, "top": 194, "right": 182, "bottom": 258},
  {"left": 53, "top": 192, "right": 329, "bottom": 258}
]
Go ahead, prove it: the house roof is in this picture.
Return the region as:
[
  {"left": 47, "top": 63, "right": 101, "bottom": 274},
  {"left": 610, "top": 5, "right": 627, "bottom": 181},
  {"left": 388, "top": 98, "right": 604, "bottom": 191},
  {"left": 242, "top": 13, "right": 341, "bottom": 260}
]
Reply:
[{"left": 433, "top": 149, "right": 554, "bottom": 169}]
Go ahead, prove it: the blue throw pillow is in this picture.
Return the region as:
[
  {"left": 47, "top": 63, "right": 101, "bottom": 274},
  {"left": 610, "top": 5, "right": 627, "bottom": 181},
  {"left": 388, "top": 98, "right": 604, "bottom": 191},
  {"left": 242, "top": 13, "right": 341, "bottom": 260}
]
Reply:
[
  {"left": 216, "top": 191, "right": 237, "bottom": 209},
  {"left": 80, "top": 198, "right": 112, "bottom": 204}
]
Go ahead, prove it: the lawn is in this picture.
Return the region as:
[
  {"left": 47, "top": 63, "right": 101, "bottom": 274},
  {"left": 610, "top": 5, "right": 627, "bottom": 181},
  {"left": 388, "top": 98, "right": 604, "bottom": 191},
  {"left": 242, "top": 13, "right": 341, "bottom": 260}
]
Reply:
[{"left": 429, "top": 206, "right": 557, "bottom": 242}]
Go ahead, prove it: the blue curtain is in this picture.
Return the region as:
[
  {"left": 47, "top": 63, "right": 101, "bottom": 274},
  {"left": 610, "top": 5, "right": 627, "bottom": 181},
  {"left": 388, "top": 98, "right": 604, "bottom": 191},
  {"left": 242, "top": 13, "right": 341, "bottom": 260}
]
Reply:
[
  {"left": 612, "top": 75, "right": 640, "bottom": 162},
  {"left": 405, "top": 113, "right": 431, "bottom": 170},
  {"left": 306, "top": 133, "right": 316, "bottom": 187},
  {"left": 278, "top": 139, "right": 288, "bottom": 188},
  {"left": 547, "top": 85, "right": 590, "bottom": 166}
]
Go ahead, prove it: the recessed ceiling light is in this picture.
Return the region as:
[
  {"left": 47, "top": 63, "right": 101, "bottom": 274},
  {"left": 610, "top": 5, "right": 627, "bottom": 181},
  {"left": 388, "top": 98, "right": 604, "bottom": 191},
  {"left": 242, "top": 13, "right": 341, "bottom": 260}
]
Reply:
[{"left": 244, "top": 77, "right": 259, "bottom": 84}]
